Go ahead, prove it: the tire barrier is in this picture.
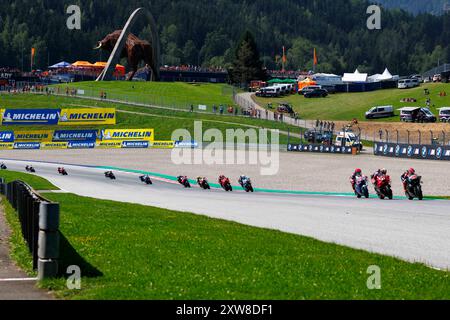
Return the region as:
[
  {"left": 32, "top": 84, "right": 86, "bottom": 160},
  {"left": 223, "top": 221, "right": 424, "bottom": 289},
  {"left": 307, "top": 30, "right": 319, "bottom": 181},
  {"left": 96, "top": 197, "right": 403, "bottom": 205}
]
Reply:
[
  {"left": 0, "top": 179, "right": 60, "bottom": 279},
  {"left": 373, "top": 142, "right": 450, "bottom": 161},
  {"left": 287, "top": 144, "right": 355, "bottom": 155}
]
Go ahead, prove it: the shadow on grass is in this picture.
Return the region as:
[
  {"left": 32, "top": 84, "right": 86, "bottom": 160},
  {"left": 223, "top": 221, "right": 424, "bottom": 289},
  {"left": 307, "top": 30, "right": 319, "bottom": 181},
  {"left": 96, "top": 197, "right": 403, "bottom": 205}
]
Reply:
[{"left": 57, "top": 233, "right": 103, "bottom": 278}]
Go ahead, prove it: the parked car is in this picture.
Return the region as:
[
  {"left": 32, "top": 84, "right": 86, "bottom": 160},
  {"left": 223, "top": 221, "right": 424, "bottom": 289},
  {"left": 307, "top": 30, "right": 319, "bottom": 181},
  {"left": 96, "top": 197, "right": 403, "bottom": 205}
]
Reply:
[
  {"left": 439, "top": 107, "right": 450, "bottom": 122},
  {"left": 365, "top": 105, "right": 395, "bottom": 119},
  {"left": 304, "top": 88, "right": 328, "bottom": 98},
  {"left": 299, "top": 85, "right": 322, "bottom": 95},
  {"left": 277, "top": 103, "right": 294, "bottom": 114},
  {"left": 411, "top": 74, "right": 423, "bottom": 83},
  {"left": 304, "top": 130, "right": 333, "bottom": 144},
  {"left": 399, "top": 107, "right": 437, "bottom": 123},
  {"left": 398, "top": 79, "right": 419, "bottom": 89},
  {"left": 256, "top": 87, "right": 280, "bottom": 97},
  {"left": 433, "top": 74, "right": 442, "bottom": 82}
]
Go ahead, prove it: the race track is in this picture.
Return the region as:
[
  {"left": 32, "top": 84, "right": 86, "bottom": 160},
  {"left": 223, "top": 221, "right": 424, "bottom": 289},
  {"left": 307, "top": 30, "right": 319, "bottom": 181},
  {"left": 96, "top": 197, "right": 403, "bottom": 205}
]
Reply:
[{"left": 2, "top": 159, "right": 450, "bottom": 270}]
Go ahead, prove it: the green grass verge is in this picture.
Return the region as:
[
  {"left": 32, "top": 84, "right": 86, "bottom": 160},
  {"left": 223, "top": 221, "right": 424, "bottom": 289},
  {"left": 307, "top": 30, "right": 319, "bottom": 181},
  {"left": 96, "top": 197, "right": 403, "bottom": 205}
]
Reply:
[
  {"left": 2, "top": 197, "right": 36, "bottom": 275},
  {"left": 0, "top": 171, "right": 59, "bottom": 190},
  {"left": 52, "top": 81, "right": 236, "bottom": 112},
  {"left": 34, "top": 192, "right": 449, "bottom": 300},
  {"left": 0, "top": 92, "right": 303, "bottom": 144},
  {"left": 254, "top": 83, "right": 450, "bottom": 121}
]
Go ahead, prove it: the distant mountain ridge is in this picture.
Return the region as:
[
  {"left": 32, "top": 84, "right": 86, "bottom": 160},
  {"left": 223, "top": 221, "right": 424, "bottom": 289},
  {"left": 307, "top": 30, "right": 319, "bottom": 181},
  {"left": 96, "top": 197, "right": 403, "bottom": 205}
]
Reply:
[{"left": 375, "top": 0, "right": 449, "bottom": 15}]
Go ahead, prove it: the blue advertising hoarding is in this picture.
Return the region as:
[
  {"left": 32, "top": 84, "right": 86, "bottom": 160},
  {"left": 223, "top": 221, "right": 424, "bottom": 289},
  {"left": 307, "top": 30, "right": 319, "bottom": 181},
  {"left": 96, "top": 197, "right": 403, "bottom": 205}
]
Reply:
[
  {"left": 0, "top": 131, "right": 14, "bottom": 142},
  {"left": 1, "top": 109, "right": 60, "bottom": 125},
  {"left": 53, "top": 130, "right": 98, "bottom": 142}
]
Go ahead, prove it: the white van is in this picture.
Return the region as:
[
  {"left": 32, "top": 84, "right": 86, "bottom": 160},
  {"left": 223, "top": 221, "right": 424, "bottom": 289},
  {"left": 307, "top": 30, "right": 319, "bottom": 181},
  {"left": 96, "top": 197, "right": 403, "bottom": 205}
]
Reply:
[
  {"left": 398, "top": 79, "right": 414, "bottom": 89},
  {"left": 335, "top": 132, "right": 363, "bottom": 150}
]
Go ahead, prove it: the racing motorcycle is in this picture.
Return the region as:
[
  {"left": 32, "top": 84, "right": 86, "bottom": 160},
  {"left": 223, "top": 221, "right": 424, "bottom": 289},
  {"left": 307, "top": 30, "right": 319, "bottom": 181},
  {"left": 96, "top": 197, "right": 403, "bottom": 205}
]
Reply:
[
  {"left": 0, "top": 163, "right": 7, "bottom": 170},
  {"left": 197, "top": 177, "right": 211, "bottom": 190},
  {"left": 405, "top": 175, "right": 423, "bottom": 201},
  {"left": 373, "top": 175, "right": 393, "bottom": 200},
  {"left": 219, "top": 177, "right": 233, "bottom": 192},
  {"left": 25, "top": 165, "right": 36, "bottom": 173},
  {"left": 240, "top": 178, "right": 254, "bottom": 193},
  {"left": 140, "top": 175, "right": 153, "bottom": 185},
  {"left": 105, "top": 171, "right": 116, "bottom": 180},
  {"left": 58, "top": 167, "right": 68, "bottom": 176},
  {"left": 354, "top": 175, "right": 369, "bottom": 199},
  {"left": 177, "top": 176, "right": 191, "bottom": 188}
]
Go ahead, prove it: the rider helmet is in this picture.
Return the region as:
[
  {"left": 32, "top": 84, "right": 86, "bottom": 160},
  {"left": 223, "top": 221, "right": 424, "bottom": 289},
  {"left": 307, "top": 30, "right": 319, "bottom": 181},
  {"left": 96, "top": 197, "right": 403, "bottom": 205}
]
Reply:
[{"left": 408, "top": 168, "right": 415, "bottom": 175}]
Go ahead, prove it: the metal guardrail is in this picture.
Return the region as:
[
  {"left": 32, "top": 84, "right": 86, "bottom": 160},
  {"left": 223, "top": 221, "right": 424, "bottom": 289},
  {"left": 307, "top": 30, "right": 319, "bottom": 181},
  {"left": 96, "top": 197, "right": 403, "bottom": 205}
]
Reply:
[{"left": 0, "top": 178, "right": 60, "bottom": 280}]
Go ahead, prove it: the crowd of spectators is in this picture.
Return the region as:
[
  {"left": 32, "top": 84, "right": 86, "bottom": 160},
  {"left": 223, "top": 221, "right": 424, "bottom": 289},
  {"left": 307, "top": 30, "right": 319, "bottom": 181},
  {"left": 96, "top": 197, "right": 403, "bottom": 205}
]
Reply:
[{"left": 160, "top": 65, "right": 227, "bottom": 73}]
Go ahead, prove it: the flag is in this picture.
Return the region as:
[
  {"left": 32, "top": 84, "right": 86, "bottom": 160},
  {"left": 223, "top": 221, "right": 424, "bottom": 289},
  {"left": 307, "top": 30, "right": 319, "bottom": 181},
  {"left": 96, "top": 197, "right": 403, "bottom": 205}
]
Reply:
[
  {"left": 31, "top": 47, "right": 36, "bottom": 70},
  {"left": 282, "top": 46, "right": 287, "bottom": 64},
  {"left": 313, "top": 48, "right": 318, "bottom": 66}
]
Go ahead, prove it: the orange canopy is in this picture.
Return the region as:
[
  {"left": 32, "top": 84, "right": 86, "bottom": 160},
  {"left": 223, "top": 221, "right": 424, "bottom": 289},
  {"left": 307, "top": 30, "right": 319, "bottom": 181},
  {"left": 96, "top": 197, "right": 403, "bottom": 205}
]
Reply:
[
  {"left": 72, "top": 61, "right": 95, "bottom": 68},
  {"left": 93, "top": 62, "right": 125, "bottom": 75},
  {"left": 298, "top": 77, "right": 317, "bottom": 90}
]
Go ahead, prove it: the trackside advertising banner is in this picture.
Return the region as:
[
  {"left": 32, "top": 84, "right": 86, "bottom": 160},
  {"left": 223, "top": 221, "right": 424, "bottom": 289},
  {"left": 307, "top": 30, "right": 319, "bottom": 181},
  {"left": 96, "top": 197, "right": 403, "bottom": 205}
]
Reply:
[
  {"left": 151, "top": 141, "right": 175, "bottom": 149},
  {"left": 1, "top": 109, "right": 59, "bottom": 125},
  {"left": 58, "top": 108, "right": 116, "bottom": 125},
  {"left": 0, "top": 131, "right": 14, "bottom": 142},
  {"left": 374, "top": 142, "right": 450, "bottom": 161},
  {"left": 53, "top": 130, "right": 98, "bottom": 142},
  {"left": 100, "top": 129, "right": 154, "bottom": 142},
  {"left": 14, "top": 130, "right": 53, "bottom": 142},
  {"left": 0, "top": 108, "right": 116, "bottom": 126}
]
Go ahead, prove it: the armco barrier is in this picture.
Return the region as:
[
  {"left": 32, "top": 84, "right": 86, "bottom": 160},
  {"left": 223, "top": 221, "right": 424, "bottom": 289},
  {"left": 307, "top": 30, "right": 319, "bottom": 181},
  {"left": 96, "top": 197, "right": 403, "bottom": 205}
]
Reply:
[
  {"left": 373, "top": 142, "right": 450, "bottom": 161},
  {"left": 0, "top": 179, "right": 60, "bottom": 279},
  {"left": 287, "top": 143, "right": 355, "bottom": 154}
]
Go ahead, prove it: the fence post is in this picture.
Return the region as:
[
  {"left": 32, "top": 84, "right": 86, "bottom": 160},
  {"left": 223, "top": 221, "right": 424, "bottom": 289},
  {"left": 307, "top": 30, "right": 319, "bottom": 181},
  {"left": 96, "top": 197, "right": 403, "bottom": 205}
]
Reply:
[
  {"left": 396, "top": 130, "right": 399, "bottom": 144},
  {"left": 37, "top": 202, "right": 60, "bottom": 280},
  {"left": 443, "top": 131, "right": 446, "bottom": 146},
  {"left": 385, "top": 130, "right": 389, "bottom": 143},
  {"left": 418, "top": 130, "right": 422, "bottom": 145},
  {"left": 407, "top": 130, "right": 410, "bottom": 145}
]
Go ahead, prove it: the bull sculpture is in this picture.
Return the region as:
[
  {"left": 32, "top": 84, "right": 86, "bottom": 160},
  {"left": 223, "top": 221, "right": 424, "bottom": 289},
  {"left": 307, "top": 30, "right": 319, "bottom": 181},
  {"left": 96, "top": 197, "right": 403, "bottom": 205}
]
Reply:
[{"left": 94, "top": 30, "right": 160, "bottom": 81}]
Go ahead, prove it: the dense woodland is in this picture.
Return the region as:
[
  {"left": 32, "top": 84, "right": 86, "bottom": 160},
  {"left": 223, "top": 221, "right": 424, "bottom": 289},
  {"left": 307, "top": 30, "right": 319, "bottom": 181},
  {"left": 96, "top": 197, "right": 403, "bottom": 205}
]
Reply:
[
  {"left": 0, "top": 0, "right": 449, "bottom": 75},
  {"left": 376, "top": 0, "right": 449, "bottom": 16}
]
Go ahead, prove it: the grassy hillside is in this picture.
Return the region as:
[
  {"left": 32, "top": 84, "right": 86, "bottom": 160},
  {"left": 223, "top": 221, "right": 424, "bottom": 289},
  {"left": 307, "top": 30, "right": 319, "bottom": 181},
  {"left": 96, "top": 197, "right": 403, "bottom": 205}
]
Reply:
[
  {"left": 254, "top": 83, "right": 450, "bottom": 121},
  {"left": 1, "top": 171, "right": 448, "bottom": 299},
  {"left": 52, "top": 82, "right": 236, "bottom": 112}
]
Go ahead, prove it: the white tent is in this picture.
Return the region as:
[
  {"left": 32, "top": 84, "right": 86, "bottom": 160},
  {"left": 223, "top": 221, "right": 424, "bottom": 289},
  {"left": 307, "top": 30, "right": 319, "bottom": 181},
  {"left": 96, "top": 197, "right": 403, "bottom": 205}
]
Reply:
[
  {"left": 342, "top": 69, "right": 368, "bottom": 83},
  {"left": 368, "top": 68, "right": 397, "bottom": 82}
]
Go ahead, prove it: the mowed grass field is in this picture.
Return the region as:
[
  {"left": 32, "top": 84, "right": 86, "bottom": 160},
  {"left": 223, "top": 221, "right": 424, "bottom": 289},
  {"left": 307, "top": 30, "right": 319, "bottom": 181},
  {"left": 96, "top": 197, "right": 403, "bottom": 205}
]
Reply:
[
  {"left": 52, "top": 81, "right": 236, "bottom": 112},
  {"left": 254, "top": 83, "right": 450, "bottom": 121},
  {"left": 1, "top": 172, "right": 449, "bottom": 300},
  {"left": 0, "top": 93, "right": 302, "bottom": 144}
]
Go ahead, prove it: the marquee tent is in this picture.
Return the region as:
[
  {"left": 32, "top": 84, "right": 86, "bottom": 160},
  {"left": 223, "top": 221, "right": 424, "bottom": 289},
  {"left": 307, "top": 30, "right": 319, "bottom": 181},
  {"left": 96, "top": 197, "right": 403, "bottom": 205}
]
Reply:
[
  {"left": 48, "top": 61, "right": 71, "bottom": 69},
  {"left": 342, "top": 69, "right": 368, "bottom": 83},
  {"left": 71, "top": 61, "right": 95, "bottom": 68}
]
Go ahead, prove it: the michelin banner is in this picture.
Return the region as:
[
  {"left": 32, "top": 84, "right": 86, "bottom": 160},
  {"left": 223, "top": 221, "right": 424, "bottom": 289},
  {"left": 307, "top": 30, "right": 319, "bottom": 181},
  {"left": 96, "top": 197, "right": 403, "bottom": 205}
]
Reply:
[
  {"left": 14, "top": 130, "right": 53, "bottom": 142},
  {"left": 0, "top": 108, "right": 116, "bottom": 126},
  {"left": 58, "top": 108, "right": 116, "bottom": 126},
  {"left": 100, "top": 129, "right": 154, "bottom": 141}
]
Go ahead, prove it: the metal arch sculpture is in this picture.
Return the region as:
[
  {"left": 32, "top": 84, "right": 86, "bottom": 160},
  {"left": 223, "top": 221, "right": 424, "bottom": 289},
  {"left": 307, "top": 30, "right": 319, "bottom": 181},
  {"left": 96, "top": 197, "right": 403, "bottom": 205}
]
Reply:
[{"left": 94, "top": 8, "right": 161, "bottom": 81}]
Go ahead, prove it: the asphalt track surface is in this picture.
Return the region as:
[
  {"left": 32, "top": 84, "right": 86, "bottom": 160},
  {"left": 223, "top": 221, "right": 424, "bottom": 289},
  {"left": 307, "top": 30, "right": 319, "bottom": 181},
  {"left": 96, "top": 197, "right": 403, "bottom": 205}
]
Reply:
[{"left": 2, "top": 159, "right": 450, "bottom": 271}]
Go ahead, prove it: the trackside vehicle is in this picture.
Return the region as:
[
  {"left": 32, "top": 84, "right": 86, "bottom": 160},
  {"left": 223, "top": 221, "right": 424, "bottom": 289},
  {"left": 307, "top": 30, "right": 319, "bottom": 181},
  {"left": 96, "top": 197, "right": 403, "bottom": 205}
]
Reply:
[
  {"left": 398, "top": 79, "right": 417, "bottom": 89},
  {"left": 365, "top": 105, "right": 395, "bottom": 119},
  {"left": 439, "top": 107, "right": 450, "bottom": 122},
  {"left": 399, "top": 107, "right": 437, "bottom": 123},
  {"left": 299, "top": 85, "right": 322, "bottom": 95},
  {"left": 335, "top": 132, "right": 363, "bottom": 150}
]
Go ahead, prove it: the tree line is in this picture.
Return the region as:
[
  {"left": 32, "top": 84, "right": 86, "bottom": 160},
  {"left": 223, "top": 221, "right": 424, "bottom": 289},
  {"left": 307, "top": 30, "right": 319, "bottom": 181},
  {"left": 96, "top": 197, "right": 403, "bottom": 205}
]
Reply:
[{"left": 0, "top": 0, "right": 449, "bottom": 76}]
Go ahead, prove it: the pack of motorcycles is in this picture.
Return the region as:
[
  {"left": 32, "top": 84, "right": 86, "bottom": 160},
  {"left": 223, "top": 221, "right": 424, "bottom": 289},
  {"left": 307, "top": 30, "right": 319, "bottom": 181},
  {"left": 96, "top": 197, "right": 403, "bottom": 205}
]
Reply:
[
  {"left": 353, "top": 172, "right": 423, "bottom": 201},
  {"left": 0, "top": 163, "right": 423, "bottom": 199}
]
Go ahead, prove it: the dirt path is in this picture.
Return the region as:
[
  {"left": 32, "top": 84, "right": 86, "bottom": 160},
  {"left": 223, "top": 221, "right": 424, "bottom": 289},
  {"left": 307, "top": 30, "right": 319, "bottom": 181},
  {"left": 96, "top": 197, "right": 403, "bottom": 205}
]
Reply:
[{"left": 0, "top": 200, "right": 54, "bottom": 300}]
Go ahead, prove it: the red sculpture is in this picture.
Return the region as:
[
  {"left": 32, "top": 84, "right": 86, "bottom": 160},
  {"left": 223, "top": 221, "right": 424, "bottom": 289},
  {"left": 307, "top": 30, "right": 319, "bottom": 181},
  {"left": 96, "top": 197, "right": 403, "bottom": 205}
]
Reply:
[{"left": 95, "top": 30, "right": 159, "bottom": 81}]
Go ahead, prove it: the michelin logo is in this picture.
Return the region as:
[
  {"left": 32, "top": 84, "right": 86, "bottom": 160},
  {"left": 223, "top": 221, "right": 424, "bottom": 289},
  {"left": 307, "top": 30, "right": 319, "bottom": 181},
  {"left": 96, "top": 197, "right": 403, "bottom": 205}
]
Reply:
[{"left": 122, "top": 141, "right": 149, "bottom": 148}]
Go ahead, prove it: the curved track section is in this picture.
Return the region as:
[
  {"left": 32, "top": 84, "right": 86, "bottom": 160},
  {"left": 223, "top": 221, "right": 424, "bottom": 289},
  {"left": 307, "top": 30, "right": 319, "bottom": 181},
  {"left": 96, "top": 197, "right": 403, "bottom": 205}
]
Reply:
[{"left": 2, "top": 159, "right": 450, "bottom": 270}]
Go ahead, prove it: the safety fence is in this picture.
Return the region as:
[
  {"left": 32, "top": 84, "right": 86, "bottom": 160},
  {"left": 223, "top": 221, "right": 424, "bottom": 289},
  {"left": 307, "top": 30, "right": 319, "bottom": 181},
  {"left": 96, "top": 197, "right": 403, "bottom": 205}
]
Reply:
[
  {"left": 373, "top": 142, "right": 450, "bottom": 161},
  {"left": 0, "top": 179, "right": 60, "bottom": 279}
]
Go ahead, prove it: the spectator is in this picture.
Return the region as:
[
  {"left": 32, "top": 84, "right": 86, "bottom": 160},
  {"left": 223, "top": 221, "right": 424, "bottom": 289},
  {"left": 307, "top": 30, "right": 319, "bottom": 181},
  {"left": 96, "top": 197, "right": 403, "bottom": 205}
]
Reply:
[{"left": 219, "top": 105, "right": 224, "bottom": 115}]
